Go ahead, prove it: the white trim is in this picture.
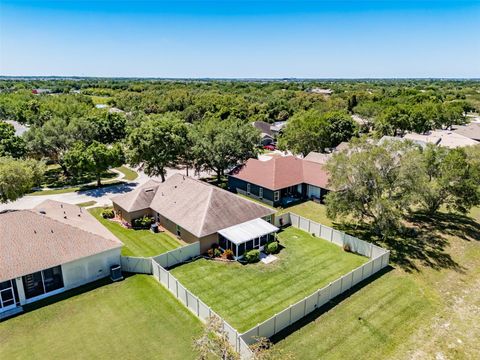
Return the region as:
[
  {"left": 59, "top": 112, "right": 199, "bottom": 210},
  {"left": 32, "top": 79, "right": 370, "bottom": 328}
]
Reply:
[
  {"left": 246, "top": 183, "right": 251, "bottom": 195},
  {"left": 274, "top": 191, "right": 280, "bottom": 202},
  {"left": 24, "top": 287, "right": 65, "bottom": 305}
]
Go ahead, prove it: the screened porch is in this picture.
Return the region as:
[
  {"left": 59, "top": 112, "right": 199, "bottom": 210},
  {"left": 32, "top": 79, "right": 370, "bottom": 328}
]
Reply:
[{"left": 218, "top": 218, "right": 279, "bottom": 259}]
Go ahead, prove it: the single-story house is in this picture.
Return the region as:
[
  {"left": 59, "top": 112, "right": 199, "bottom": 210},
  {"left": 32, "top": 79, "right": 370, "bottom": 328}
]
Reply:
[
  {"left": 452, "top": 122, "right": 480, "bottom": 142},
  {"left": 403, "top": 130, "right": 479, "bottom": 148},
  {"left": 112, "top": 174, "right": 277, "bottom": 257},
  {"left": 252, "top": 121, "right": 275, "bottom": 146},
  {"left": 303, "top": 151, "right": 332, "bottom": 165},
  {"left": 0, "top": 200, "right": 122, "bottom": 318},
  {"left": 228, "top": 155, "right": 330, "bottom": 207}
]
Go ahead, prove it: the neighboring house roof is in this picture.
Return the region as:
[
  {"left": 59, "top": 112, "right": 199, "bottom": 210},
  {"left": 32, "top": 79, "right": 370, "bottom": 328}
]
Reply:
[
  {"left": 335, "top": 141, "right": 350, "bottom": 152},
  {"left": 404, "top": 131, "right": 479, "bottom": 148},
  {"left": 402, "top": 133, "right": 440, "bottom": 146},
  {"left": 303, "top": 151, "right": 332, "bottom": 165},
  {"left": 111, "top": 179, "right": 160, "bottom": 212},
  {"left": 308, "top": 88, "right": 333, "bottom": 95},
  {"left": 452, "top": 123, "right": 480, "bottom": 142},
  {"left": 351, "top": 114, "right": 368, "bottom": 126},
  {"left": 112, "top": 174, "right": 275, "bottom": 238},
  {"left": 230, "top": 156, "right": 330, "bottom": 191},
  {"left": 271, "top": 121, "right": 287, "bottom": 133},
  {"left": 252, "top": 121, "right": 273, "bottom": 136},
  {"left": 0, "top": 201, "right": 122, "bottom": 282}
]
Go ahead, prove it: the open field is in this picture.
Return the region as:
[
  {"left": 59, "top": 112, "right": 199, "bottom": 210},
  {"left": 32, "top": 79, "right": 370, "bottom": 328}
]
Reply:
[
  {"left": 0, "top": 275, "right": 202, "bottom": 360},
  {"left": 89, "top": 207, "right": 183, "bottom": 257},
  {"left": 273, "top": 208, "right": 480, "bottom": 359},
  {"left": 171, "top": 227, "right": 367, "bottom": 332}
]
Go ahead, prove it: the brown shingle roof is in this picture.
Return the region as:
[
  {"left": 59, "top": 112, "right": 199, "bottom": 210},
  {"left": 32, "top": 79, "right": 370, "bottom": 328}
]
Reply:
[
  {"left": 230, "top": 156, "right": 330, "bottom": 191},
  {"left": 0, "top": 201, "right": 122, "bottom": 282},
  {"left": 112, "top": 174, "right": 275, "bottom": 238},
  {"left": 111, "top": 179, "right": 160, "bottom": 212}
]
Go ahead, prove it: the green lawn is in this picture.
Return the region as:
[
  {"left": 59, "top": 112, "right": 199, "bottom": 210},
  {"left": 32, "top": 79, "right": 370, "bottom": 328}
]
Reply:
[
  {"left": 0, "top": 276, "right": 202, "bottom": 360},
  {"left": 277, "top": 201, "right": 333, "bottom": 226},
  {"left": 114, "top": 165, "right": 138, "bottom": 181},
  {"left": 171, "top": 227, "right": 367, "bottom": 332},
  {"left": 89, "top": 207, "right": 183, "bottom": 257},
  {"left": 29, "top": 180, "right": 125, "bottom": 196},
  {"left": 272, "top": 208, "right": 480, "bottom": 359},
  {"left": 75, "top": 200, "right": 97, "bottom": 207}
]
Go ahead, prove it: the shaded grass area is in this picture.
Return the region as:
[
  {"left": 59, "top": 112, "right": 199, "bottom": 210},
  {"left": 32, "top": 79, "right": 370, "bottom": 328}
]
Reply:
[
  {"left": 114, "top": 165, "right": 138, "bottom": 181},
  {"left": 0, "top": 276, "right": 202, "bottom": 360},
  {"left": 272, "top": 208, "right": 480, "bottom": 359},
  {"left": 40, "top": 164, "right": 117, "bottom": 188},
  {"left": 171, "top": 227, "right": 367, "bottom": 332},
  {"left": 89, "top": 207, "right": 182, "bottom": 257}
]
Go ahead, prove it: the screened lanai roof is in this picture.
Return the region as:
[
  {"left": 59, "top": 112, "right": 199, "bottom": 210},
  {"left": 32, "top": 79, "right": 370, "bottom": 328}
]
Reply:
[{"left": 218, "top": 218, "right": 278, "bottom": 245}]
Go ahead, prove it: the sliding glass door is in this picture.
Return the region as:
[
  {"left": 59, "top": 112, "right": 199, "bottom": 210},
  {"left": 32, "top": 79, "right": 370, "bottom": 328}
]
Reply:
[
  {"left": 0, "top": 280, "right": 18, "bottom": 310},
  {"left": 22, "top": 266, "right": 64, "bottom": 300}
]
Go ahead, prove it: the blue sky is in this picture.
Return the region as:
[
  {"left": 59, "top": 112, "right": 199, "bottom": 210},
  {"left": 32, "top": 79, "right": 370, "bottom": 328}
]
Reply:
[{"left": 0, "top": 1, "right": 479, "bottom": 78}]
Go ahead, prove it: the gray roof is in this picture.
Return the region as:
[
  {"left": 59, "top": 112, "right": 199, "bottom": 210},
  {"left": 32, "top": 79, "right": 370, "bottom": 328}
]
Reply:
[
  {"left": 303, "top": 152, "right": 332, "bottom": 164},
  {"left": 453, "top": 123, "right": 480, "bottom": 141},
  {"left": 112, "top": 174, "right": 275, "bottom": 238},
  {"left": 111, "top": 179, "right": 160, "bottom": 212}
]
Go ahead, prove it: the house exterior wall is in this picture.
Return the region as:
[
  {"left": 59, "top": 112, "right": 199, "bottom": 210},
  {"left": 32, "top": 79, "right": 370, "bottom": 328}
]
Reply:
[
  {"left": 112, "top": 203, "right": 152, "bottom": 224},
  {"left": 2, "top": 248, "right": 121, "bottom": 311},
  {"left": 227, "top": 176, "right": 276, "bottom": 206},
  {"left": 155, "top": 212, "right": 219, "bottom": 254},
  {"left": 61, "top": 248, "right": 121, "bottom": 290}
]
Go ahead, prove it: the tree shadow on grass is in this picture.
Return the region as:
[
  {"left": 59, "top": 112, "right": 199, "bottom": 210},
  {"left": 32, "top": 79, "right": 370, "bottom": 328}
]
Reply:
[{"left": 335, "top": 218, "right": 464, "bottom": 273}]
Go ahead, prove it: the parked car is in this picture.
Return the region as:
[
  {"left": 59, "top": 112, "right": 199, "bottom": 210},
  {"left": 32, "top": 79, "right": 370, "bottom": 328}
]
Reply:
[{"left": 263, "top": 144, "right": 276, "bottom": 151}]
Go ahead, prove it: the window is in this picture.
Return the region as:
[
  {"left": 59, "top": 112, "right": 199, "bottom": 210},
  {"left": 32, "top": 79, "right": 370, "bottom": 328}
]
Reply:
[
  {"left": 259, "top": 187, "right": 263, "bottom": 199},
  {"left": 176, "top": 224, "right": 181, "bottom": 236},
  {"left": 246, "top": 183, "right": 251, "bottom": 195},
  {"left": 237, "top": 243, "right": 246, "bottom": 257},
  {"left": 274, "top": 191, "right": 280, "bottom": 202},
  {"left": 219, "top": 236, "right": 226, "bottom": 250},
  {"left": 260, "top": 235, "right": 268, "bottom": 246},
  {"left": 22, "top": 266, "right": 64, "bottom": 300},
  {"left": 0, "top": 280, "right": 18, "bottom": 309}
]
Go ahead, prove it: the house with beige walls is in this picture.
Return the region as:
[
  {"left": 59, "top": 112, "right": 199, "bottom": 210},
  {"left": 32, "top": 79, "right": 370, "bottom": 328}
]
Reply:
[
  {"left": 0, "top": 200, "right": 122, "bottom": 319},
  {"left": 111, "top": 174, "right": 277, "bottom": 255}
]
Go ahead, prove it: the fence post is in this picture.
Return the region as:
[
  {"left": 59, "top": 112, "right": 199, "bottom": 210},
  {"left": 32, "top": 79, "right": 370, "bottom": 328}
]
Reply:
[
  {"left": 196, "top": 298, "right": 200, "bottom": 316},
  {"left": 330, "top": 229, "right": 333, "bottom": 242},
  {"left": 369, "top": 244, "right": 373, "bottom": 258},
  {"left": 273, "top": 314, "right": 277, "bottom": 334},
  {"left": 289, "top": 305, "right": 292, "bottom": 325},
  {"left": 308, "top": 219, "right": 311, "bottom": 233},
  {"left": 176, "top": 279, "right": 179, "bottom": 297}
]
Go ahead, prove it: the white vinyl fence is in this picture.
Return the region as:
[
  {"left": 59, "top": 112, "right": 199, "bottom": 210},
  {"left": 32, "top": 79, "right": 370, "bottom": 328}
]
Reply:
[
  {"left": 146, "top": 213, "right": 389, "bottom": 359},
  {"left": 120, "top": 256, "right": 152, "bottom": 274},
  {"left": 152, "top": 242, "right": 201, "bottom": 268},
  {"left": 152, "top": 257, "right": 254, "bottom": 360},
  {"left": 239, "top": 212, "right": 390, "bottom": 344}
]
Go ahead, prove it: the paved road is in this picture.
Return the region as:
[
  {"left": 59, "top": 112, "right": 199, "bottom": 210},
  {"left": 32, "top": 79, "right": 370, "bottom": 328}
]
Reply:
[{"left": 0, "top": 166, "right": 213, "bottom": 212}]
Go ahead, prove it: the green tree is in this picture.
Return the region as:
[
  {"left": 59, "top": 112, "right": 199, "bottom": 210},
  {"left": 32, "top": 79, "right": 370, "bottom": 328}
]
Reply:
[
  {"left": 126, "top": 114, "right": 188, "bottom": 182},
  {"left": 0, "top": 157, "right": 45, "bottom": 203},
  {"left": 0, "top": 122, "right": 25, "bottom": 158},
  {"left": 86, "top": 141, "right": 124, "bottom": 186},
  {"left": 278, "top": 110, "right": 356, "bottom": 155},
  {"left": 190, "top": 117, "right": 260, "bottom": 182},
  {"left": 193, "top": 316, "right": 239, "bottom": 360},
  {"left": 416, "top": 145, "right": 480, "bottom": 214},
  {"left": 325, "top": 138, "right": 420, "bottom": 236}
]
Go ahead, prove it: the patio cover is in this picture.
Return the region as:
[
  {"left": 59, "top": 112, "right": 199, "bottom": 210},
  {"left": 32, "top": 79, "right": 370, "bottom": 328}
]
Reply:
[{"left": 218, "top": 218, "right": 278, "bottom": 245}]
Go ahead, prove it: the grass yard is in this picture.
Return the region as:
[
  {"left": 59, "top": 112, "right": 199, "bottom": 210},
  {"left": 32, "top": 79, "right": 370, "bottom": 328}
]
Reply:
[
  {"left": 278, "top": 201, "right": 333, "bottom": 226},
  {"left": 115, "top": 165, "right": 138, "bottom": 181},
  {"left": 89, "top": 207, "right": 183, "bottom": 257},
  {"left": 171, "top": 227, "right": 367, "bottom": 332},
  {"left": 0, "top": 276, "right": 202, "bottom": 360},
  {"left": 272, "top": 208, "right": 480, "bottom": 359},
  {"left": 75, "top": 200, "right": 97, "bottom": 207}
]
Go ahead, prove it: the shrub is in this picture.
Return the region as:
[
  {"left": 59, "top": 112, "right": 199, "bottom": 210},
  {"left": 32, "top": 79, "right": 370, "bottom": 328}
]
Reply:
[
  {"left": 266, "top": 241, "right": 278, "bottom": 254},
  {"left": 207, "top": 249, "right": 214, "bottom": 258},
  {"left": 223, "top": 249, "right": 234, "bottom": 260},
  {"left": 213, "top": 248, "right": 222, "bottom": 257},
  {"left": 101, "top": 209, "right": 114, "bottom": 219},
  {"left": 343, "top": 243, "right": 351, "bottom": 252},
  {"left": 244, "top": 249, "right": 260, "bottom": 263},
  {"left": 132, "top": 216, "right": 153, "bottom": 229}
]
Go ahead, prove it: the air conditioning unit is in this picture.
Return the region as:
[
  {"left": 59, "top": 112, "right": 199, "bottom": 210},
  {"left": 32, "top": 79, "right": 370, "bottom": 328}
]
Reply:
[{"left": 110, "top": 265, "right": 123, "bottom": 282}]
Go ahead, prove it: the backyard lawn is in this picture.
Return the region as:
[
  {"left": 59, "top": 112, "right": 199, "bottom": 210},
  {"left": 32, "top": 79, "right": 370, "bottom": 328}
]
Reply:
[
  {"left": 278, "top": 201, "right": 333, "bottom": 226},
  {"left": 0, "top": 275, "right": 202, "bottom": 360},
  {"left": 89, "top": 207, "right": 183, "bottom": 257},
  {"left": 272, "top": 208, "right": 480, "bottom": 359},
  {"left": 171, "top": 227, "right": 367, "bottom": 332}
]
